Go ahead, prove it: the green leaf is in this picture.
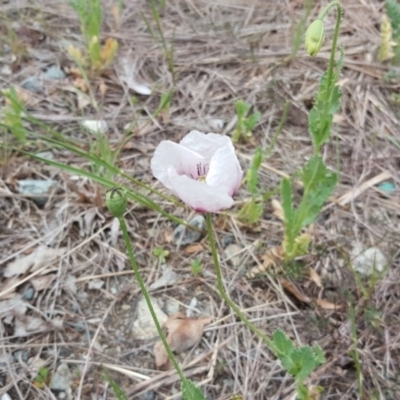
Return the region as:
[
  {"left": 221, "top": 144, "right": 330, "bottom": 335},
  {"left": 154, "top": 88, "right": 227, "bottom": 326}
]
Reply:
[
  {"left": 235, "top": 100, "right": 251, "bottom": 119},
  {"left": 181, "top": 379, "right": 206, "bottom": 400},
  {"left": 308, "top": 48, "right": 343, "bottom": 151},
  {"left": 244, "top": 111, "right": 261, "bottom": 132},
  {"left": 270, "top": 329, "right": 295, "bottom": 358},
  {"left": 246, "top": 147, "right": 263, "bottom": 194},
  {"left": 297, "top": 156, "right": 338, "bottom": 227},
  {"left": 386, "top": 0, "right": 400, "bottom": 36}
]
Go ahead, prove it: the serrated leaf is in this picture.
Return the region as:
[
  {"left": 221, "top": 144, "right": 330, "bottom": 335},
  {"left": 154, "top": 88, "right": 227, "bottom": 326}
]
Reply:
[
  {"left": 290, "top": 347, "right": 319, "bottom": 381},
  {"left": 312, "top": 345, "right": 326, "bottom": 365},
  {"left": 270, "top": 329, "right": 295, "bottom": 358},
  {"left": 182, "top": 379, "right": 206, "bottom": 400},
  {"left": 297, "top": 156, "right": 337, "bottom": 227}
]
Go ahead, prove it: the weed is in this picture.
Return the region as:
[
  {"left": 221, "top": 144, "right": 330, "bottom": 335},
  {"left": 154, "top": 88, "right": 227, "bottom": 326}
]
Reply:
[
  {"left": 190, "top": 259, "right": 203, "bottom": 276},
  {"left": 68, "top": 0, "right": 118, "bottom": 74},
  {"left": 232, "top": 100, "right": 261, "bottom": 142},
  {"left": 152, "top": 247, "right": 170, "bottom": 264}
]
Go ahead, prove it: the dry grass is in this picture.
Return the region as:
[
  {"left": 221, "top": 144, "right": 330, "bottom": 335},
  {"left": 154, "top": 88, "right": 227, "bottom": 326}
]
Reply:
[{"left": 1, "top": 0, "right": 400, "bottom": 399}]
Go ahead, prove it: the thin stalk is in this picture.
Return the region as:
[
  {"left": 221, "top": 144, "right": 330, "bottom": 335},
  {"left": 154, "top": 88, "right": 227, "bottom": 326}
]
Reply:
[
  {"left": 316, "top": 1, "right": 343, "bottom": 155},
  {"left": 118, "top": 216, "right": 186, "bottom": 382},
  {"left": 205, "top": 213, "right": 272, "bottom": 347}
]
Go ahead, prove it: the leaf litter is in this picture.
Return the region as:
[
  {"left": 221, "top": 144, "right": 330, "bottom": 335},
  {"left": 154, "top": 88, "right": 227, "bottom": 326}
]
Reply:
[{"left": 153, "top": 312, "right": 212, "bottom": 370}]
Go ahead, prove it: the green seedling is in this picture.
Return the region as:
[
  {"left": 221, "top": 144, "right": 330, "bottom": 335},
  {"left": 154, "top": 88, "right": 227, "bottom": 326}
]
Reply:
[
  {"left": 232, "top": 100, "right": 261, "bottom": 142},
  {"left": 2, "top": 87, "right": 25, "bottom": 142},
  {"left": 152, "top": 247, "right": 170, "bottom": 264},
  {"left": 68, "top": 0, "right": 118, "bottom": 74},
  {"left": 190, "top": 259, "right": 203, "bottom": 276},
  {"left": 33, "top": 366, "right": 50, "bottom": 389},
  {"left": 269, "top": 330, "right": 325, "bottom": 400},
  {"left": 238, "top": 147, "right": 263, "bottom": 224}
]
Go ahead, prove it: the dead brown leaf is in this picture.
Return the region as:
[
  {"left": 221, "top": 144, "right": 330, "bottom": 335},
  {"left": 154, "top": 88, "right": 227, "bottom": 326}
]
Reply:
[
  {"left": 185, "top": 244, "right": 203, "bottom": 254},
  {"left": 247, "top": 246, "right": 284, "bottom": 278},
  {"left": 315, "top": 298, "right": 343, "bottom": 310},
  {"left": 154, "top": 312, "right": 212, "bottom": 370},
  {"left": 280, "top": 279, "right": 311, "bottom": 304},
  {"left": 4, "top": 246, "right": 66, "bottom": 278},
  {"left": 30, "top": 274, "right": 57, "bottom": 292},
  {"left": 308, "top": 267, "right": 322, "bottom": 288}
]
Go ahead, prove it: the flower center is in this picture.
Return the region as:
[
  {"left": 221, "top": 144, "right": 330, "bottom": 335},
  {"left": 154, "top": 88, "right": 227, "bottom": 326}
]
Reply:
[{"left": 190, "top": 162, "right": 209, "bottom": 182}]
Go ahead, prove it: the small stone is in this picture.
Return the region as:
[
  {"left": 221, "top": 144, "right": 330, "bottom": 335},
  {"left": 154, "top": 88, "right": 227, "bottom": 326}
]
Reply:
[
  {"left": 173, "top": 215, "right": 205, "bottom": 246},
  {"left": 222, "top": 244, "right": 242, "bottom": 268},
  {"left": 22, "top": 286, "right": 35, "bottom": 301},
  {"left": 0, "top": 65, "right": 12, "bottom": 76},
  {"left": 138, "top": 391, "right": 155, "bottom": 400},
  {"left": 165, "top": 299, "right": 180, "bottom": 315},
  {"left": 12, "top": 349, "right": 29, "bottom": 363},
  {"left": 50, "top": 363, "right": 72, "bottom": 400},
  {"left": 223, "top": 235, "right": 235, "bottom": 248},
  {"left": 21, "top": 76, "right": 42, "bottom": 92},
  {"left": 149, "top": 265, "right": 178, "bottom": 290},
  {"left": 43, "top": 65, "right": 66, "bottom": 80},
  {"left": 351, "top": 243, "right": 387, "bottom": 276},
  {"left": 81, "top": 119, "right": 108, "bottom": 135},
  {"left": 132, "top": 296, "right": 168, "bottom": 340},
  {"left": 18, "top": 179, "right": 57, "bottom": 206}
]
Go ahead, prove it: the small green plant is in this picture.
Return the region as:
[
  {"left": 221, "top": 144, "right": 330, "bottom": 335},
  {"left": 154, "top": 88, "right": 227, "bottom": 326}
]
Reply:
[
  {"left": 152, "top": 247, "right": 170, "bottom": 264},
  {"left": 238, "top": 147, "right": 264, "bottom": 224},
  {"left": 190, "top": 259, "right": 203, "bottom": 276},
  {"left": 2, "top": 87, "right": 25, "bottom": 142},
  {"left": 33, "top": 366, "right": 50, "bottom": 389},
  {"left": 269, "top": 330, "right": 325, "bottom": 400},
  {"left": 68, "top": 0, "right": 118, "bottom": 74},
  {"left": 280, "top": 1, "right": 343, "bottom": 262},
  {"left": 380, "top": 0, "right": 400, "bottom": 63},
  {"left": 232, "top": 100, "right": 261, "bottom": 142}
]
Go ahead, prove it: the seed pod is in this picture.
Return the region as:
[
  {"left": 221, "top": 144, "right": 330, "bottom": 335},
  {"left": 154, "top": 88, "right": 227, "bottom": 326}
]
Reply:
[
  {"left": 305, "top": 19, "right": 325, "bottom": 57},
  {"left": 106, "top": 187, "right": 127, "bottom": 218}
]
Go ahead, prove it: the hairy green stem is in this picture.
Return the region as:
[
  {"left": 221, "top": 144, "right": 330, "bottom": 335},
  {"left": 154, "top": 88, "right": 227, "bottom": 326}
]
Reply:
[
  {"left": 205, "top": 213, "right": 272, "bottom": 347},
  {"left": 316, "top": 1, "right": 343, "bottom": 155},
  {"left": 118, "top": 216, "right": 186, "bottom": 382}
]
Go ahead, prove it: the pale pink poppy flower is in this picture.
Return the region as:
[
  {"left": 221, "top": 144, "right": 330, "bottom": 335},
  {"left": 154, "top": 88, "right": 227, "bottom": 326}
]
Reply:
[{"left": 151, "top": 130, "right": 243, "bottom": 212}]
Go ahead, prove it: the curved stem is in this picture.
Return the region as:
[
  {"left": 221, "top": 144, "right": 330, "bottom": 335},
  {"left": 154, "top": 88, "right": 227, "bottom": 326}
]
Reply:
[
  {"left": 205, "top": 213, "right": 272, "bottom": 347},
  {"left": 118, "top": 216, "right": 186, "bottom": 383}
]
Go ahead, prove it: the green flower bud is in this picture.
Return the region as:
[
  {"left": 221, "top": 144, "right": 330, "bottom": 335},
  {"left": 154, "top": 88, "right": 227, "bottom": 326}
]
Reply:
[
  {"left": 106, "top": 187, "right": 127, "bottom": 218},
  {"left": 305, "top": 19, "right": 325, "bottom": 57}
]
